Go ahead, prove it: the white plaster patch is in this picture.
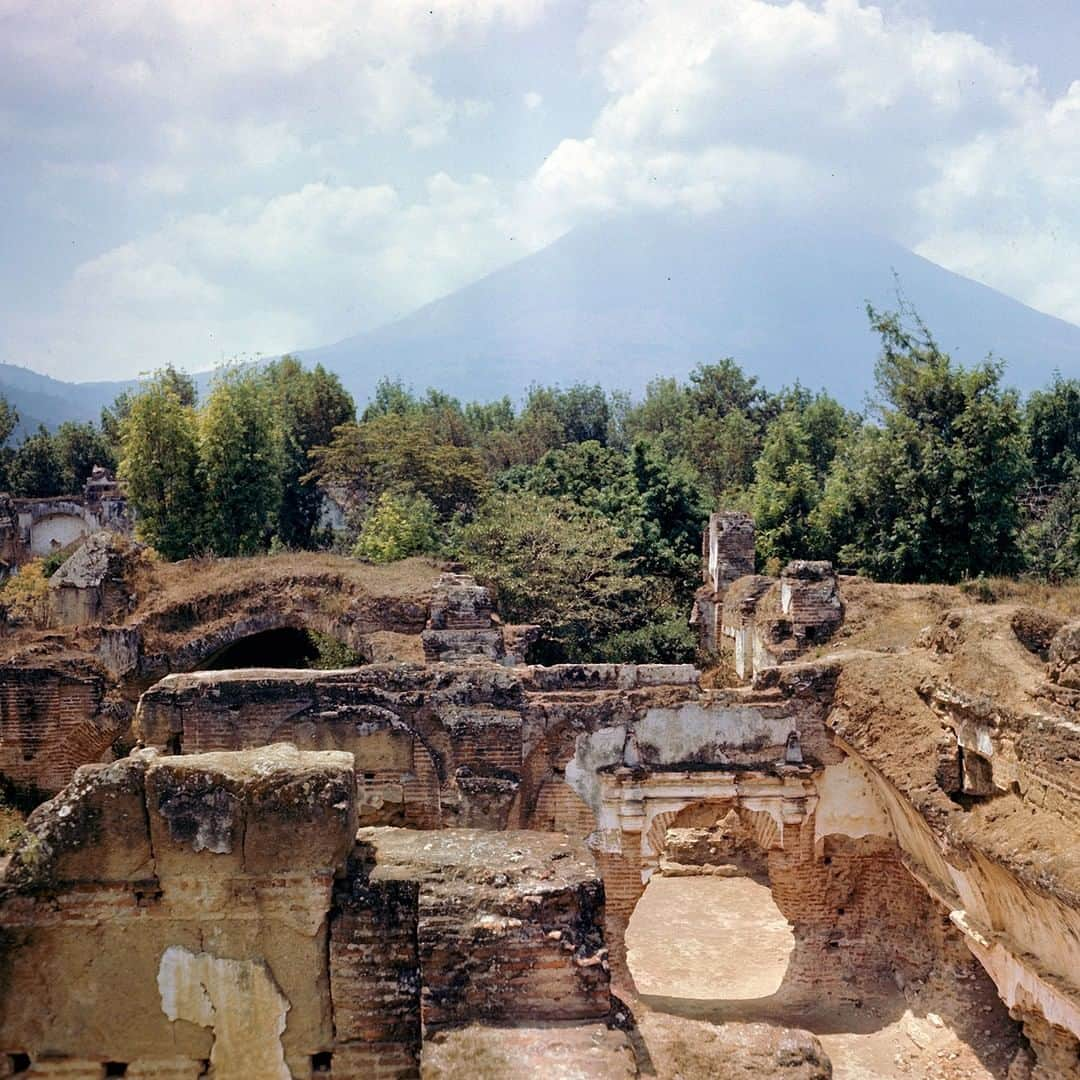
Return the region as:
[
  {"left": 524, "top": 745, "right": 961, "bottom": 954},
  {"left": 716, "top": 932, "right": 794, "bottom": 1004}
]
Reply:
[
  {"left": 636, "top": 703, "right": 792, "bottom": 763},
  {"left": 566, "top": 725, "right": 626, "bottom": 811},
  {"left": 814, "top": 758, "right": 893, "bottom": 843},
  {"left": 157, "top": 946, "right": 291, "bottom": 1080}
]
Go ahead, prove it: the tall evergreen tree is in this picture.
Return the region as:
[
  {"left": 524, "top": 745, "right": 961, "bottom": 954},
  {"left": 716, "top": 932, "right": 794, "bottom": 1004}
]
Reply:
[
  {"left": 119, "top": 372, "right": 203, "bottom": 559},
  {"left": 199, "top": 369, "right": 283, "bottom": 557}
]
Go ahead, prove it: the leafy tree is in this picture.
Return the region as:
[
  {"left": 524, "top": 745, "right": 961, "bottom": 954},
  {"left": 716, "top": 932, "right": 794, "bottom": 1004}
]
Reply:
[
  {"left": 103, "top": 366, "right": 195, "bottom": 454},
  {"left": 199, "top": 368, "right": 283, "bottom": 556},
  {"left": 10, "top": 428, "right": 65, "bottom": 497},
  {"left": 1026, "top": 373, "right": 1080, "bottom": 487},
  {"left": 54, "top": 421, "right": 116, "bottom": 490},
  {"left": 456, "top": 491, "right": 644, "bottom": 662},
  {"left": 353, "top": 491, "right": 439, "bottom": 563},
  {"left": 684, "top": 360, "right": 777, "bottom": 496},
  {"left": 0, "top": 396, "right": 20, "bottom": 490},
  {"left": 265, "top": 357, "right": 354, "bottom": 547},
  {"left": 812, "top": 308, "right": 1028, "bottom": 582},
  {"left": 309, "top": 412, "right": 488, "bottom": 519},
  {"left": 119, "top": 372, "right": 203, "bottom": 559},
  {"left": 509, "top": 439, "right": 707, "bottom": 595},
  {"left": 751, "top": 391, "right": 858, "bottom": 566},
  {"left": 522, "top": 383, "right": 612, "bottom": 446},
  {"left": 1020, "top": 462, "right": 1080, "bottom": 580},
  {"left": 622, "top": 377, "right": 694, "bottom": 460}
]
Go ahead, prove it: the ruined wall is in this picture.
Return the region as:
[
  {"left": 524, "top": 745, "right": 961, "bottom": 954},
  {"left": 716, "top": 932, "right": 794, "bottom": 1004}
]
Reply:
[
  {"left": 0, "top": 667, "right": 127, "bottom": 796},
  {"left": 0, "top": 746, "right": 620, "bottom": 1080}
]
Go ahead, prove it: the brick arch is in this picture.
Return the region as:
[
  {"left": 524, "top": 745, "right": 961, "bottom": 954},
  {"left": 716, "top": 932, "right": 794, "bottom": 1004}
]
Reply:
[{"left": 179, "top": 612, "right": 368, "bottom": 674}]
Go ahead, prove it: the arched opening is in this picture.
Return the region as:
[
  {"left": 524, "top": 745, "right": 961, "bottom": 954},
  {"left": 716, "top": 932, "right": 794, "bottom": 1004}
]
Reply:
[
  {"left": 627, "top": 802, "right": 794, "bottom": 1003},
  {"left": 202, "top": 627, "right": 324, "bottom": 669},
  {"left": 620, "top": 801, "right": 1024, "bottom": 1079}
]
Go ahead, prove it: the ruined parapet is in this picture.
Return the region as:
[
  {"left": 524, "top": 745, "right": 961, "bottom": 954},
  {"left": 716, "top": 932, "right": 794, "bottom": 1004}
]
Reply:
[
  {"left": 48, "top": 532, "right": 136, "bottom": 627},
  {"left": 0, "top": 494, "right": 20, "bottom": 573},
  {"left": 721, "top": 574, "right": 775, "bottom": 679},
  {"left": 704, "top": 511, "right": 755, "bottom": 592},
  {"left": 1049, "top": 619, "right": 1080, "bottom": 690},
  {"left": 350, "top": 827, "right": 611, "bottom": 1031},
  {"left": 0, "top": 749, "right": 618, "bottom": 1078},
  {"left": 693, "top": 510, "right": 756, "bottom": 653},
  {"left": 720, "top": 561, "right": 842, "bottom": 681},
  {"left": 421, "top": 572, "right": 505, "bottom": 662},
  {"left": 0, "top": 665, "right": 131, "bottom": 795}
]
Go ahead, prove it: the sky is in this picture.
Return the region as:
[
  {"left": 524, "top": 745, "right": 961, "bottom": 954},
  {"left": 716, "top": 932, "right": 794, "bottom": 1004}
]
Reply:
[{"left": 2, "top": 0, "right": 1079, "bottom": 382}]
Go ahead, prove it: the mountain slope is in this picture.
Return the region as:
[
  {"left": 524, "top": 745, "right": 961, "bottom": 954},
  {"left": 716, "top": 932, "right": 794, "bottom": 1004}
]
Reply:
[
  {"left": 298, "top": 212, "right": 1080, "bottom": 408},
  {"left": 6, "top": 211, "right": 1078, "bottom": 429},
  {"left": 0, "top": 365, "right": 140, "bottom": 437}
]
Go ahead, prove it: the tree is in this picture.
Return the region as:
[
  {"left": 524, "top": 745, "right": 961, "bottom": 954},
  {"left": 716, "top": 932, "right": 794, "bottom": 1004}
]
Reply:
[
  {"left": 54, "top": 421, "right": 116, "bottom": 490},
  {"left": 1020, "top": 462, "right": 1080, "bottom": 580},
  {"left": 812, "top": 308, "right": 1028, "bottom": 582},
  {"left": 119, "top": 372, "right": 203, "bottom": 559},
  {"left": 353, "top": 491, "right": 439, "bottom": 563},
  {"left": 199, "top": 368, "right": 283, "bottom": 557},
  {"left": 265, "top": 357, "right": 354, "bottom": 548},
  {"left": 1026, "top": 373, "right": 1080, "bottom": 487},
  {"left": 751, "top": 391, "right": 858, "bottom": 567},
  {"left": 455, "top": 491, "right": 644, "bottom": 662},
  {"left": 9, "top": 427, "right": 65, "bottom": 497},
  {"left": 103, "top": 366, "right": 195, "bottom": 454},
  {"left": 0, "top": 396, "right": 20, "bottom": 490},
  {"left": 309, "top": 412, "right": 488, "bottom": 520}
]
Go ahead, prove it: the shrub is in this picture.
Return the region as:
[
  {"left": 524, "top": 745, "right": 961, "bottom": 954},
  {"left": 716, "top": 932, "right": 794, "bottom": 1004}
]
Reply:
[{"left": 353, "top": 491, "right": 439, "bottom": 564}]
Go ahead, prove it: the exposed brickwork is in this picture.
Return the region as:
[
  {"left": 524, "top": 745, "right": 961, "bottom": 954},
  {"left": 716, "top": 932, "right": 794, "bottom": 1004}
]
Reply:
[{"left": 0, "top": 668, "right": 125, "bottom": 794}]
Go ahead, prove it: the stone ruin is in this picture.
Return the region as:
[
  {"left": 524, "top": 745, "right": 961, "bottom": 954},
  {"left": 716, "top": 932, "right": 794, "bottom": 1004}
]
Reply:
[
  {"left": 0, "top": 468, "right": 132, "bottom": 573},
  {"left": 692, "top": 511, "right": 843, "bottom": 678},
  {"left": 0, "top": 521, "right": 1079, "bottom": 1077}
]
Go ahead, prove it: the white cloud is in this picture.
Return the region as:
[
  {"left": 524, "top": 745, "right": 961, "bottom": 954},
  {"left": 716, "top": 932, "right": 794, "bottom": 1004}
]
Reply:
[
  {"left": 15, "top": 174, "right": 527, "bottom": 378},
  {"left": 516, "top": 0, "right": 1080, "bottom": 327},
  {"left": 524, "top": 90, "right": 544, "bottom": 111},
  {"left": 1, "top": 0, "right": 552, "bottom": 186}
]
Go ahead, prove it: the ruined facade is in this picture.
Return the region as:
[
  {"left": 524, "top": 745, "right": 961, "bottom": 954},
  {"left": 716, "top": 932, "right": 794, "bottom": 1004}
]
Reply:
[
  {"left": 0, "top": 469, "right": 132, "bottom": 569},
  {"left": 1, "top": 523, "right": 1079, "bottom": 1077}
]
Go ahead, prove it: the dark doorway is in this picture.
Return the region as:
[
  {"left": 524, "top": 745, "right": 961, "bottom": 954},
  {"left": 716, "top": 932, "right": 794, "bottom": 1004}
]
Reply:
[{"left": 203, "top": 627, "right": 320, "bottom": 670}]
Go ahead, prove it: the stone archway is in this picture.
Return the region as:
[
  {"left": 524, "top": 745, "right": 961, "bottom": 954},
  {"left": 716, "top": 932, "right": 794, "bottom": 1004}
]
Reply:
[{"left": 627, "top": 799, "right": 796, "bottom": 1005}]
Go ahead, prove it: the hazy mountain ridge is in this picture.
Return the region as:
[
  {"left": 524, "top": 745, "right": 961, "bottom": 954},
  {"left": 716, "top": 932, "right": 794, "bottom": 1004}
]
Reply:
[
  {"left": 6, "top": 212, "right": 1079, "bottom": 430},
  {"left": 298, "top": 213, "right": 1080, "bottom": 408}
]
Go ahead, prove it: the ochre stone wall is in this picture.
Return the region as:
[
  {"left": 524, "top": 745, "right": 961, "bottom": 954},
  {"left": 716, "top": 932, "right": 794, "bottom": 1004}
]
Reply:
[{"left": 0, "top": 748, "right": 617, "bottom": 1079}]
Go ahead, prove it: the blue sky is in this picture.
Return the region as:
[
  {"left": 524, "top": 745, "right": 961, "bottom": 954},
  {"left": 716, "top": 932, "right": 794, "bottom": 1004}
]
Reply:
[{"left": 2, "top": 0, "right": 1079, "bottom": 381}]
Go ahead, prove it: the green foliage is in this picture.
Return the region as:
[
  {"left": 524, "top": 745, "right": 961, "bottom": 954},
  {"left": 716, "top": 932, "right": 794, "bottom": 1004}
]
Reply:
[
  {"left": 1026, "top": 373, "right": 1080, "bottom": 487},
  {"left": 353, "top": 491, "right": 439, "bottom": 563},
  {"left": 751, "top": 390, "right": 858, "bottom": 566},
  {"left": 455, "top": 491, "right": 645, "bottom": 662},
  {"left": 622, "top": 359, "right": 778, "bottom": 501},
  {"left": 812, "top": 307, "right": 1028, "bottom": 582},
  {"left": 309, "top": 411, "right": 488, "bottom": 519},
  {"left": 600, "top": 611, "right": 698, "bottom": 664},
  {"left": 1020, "top": 463, "right": 1080, "bottom": 580},
  {"left": 10, "top": 427, "right": 66, "bottom": 497},
  {"left": 54, "top": 421, "right": 116, "bottom": 489},
  {"left": 199, "top": 367, "right": 284, "bottom": 557},
  {"left": 119, "top": 371, "right": 203, "bottom": 560},
  {"left": 307, "top": 631, "right": 363, "bottom": 669},
  {"left": 266, "top": 356, "right": 354, "bottom": 548},
  {"left": 0, "top": 561, "right": 52, "bottom": 626}
]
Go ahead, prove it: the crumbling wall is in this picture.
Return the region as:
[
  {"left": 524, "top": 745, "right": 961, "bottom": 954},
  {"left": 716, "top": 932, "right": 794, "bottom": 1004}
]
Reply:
[
  {"left": 0, "top": 667, "right": 128, "bottom": 796},
  {"left": 0, "top": 747, "right": 619, "bottom": 1079}
]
